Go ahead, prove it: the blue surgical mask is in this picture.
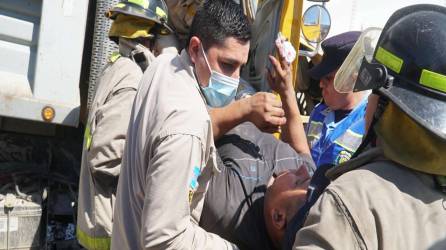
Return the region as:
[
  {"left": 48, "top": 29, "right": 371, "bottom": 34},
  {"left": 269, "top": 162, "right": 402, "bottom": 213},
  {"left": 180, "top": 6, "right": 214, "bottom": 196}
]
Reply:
[{"left": 200, "top": 44, "right": 239, "bottom": 107}]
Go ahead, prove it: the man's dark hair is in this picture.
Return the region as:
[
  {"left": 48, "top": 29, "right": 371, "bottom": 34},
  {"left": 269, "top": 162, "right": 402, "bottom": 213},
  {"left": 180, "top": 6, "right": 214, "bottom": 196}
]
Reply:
[{"left": 187, "top": 0, "right": 251, "bottom": 50}]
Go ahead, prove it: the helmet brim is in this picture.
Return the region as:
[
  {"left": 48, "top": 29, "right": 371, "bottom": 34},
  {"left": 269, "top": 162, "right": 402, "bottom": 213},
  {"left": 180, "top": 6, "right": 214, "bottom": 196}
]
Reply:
[
  {"left": 378, "top": 83, "right": 446, "bottom": 140},
  {"left": 110, "top": 6, "right": 156, "bottom": 21},
  {"left": 308, "top": 56, "right": 339, "bottom": 80},
  {"left": 108, "top": 4, "right": 173, "bottom": 33}
]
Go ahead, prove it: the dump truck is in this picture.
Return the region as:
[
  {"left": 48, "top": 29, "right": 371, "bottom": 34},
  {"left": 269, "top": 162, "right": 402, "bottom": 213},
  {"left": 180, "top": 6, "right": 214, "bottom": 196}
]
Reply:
[{"left": 0, "top": 0, "right": 331, "bottom": 248}]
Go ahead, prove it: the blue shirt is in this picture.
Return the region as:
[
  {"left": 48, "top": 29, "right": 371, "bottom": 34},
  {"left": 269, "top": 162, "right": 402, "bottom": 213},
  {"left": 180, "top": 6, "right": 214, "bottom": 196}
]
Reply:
[{"left": 306, "top": 98, "right": 368, "bottom": 167}]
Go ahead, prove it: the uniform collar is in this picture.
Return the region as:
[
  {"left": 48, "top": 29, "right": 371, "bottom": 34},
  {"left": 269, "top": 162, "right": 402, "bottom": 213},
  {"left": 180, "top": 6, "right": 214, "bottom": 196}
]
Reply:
[
  {"left": 327, "top": 146, "right": 439, "bottom": 191},
  {"left": 179, "top": 49, "right": 195, "bottom": 77},
  {"left": 179, "top": 49, "right": 208, "bottom": 104},
  {"left": 322, "top": 94, "right": 369, "bottom": 118}
]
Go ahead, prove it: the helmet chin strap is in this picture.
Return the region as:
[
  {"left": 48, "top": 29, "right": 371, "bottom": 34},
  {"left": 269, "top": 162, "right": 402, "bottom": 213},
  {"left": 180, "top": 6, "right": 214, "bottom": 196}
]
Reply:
[
  {"left": 434, "top": 176, "right": 446, "bottom": 194},
  {"left": 351, "top": 93, "right": 389, "bottom": 159}
]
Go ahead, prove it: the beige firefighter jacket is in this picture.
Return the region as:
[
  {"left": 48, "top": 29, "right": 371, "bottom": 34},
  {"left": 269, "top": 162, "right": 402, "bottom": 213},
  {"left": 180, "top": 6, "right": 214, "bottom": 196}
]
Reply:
[
  {"left": 293, "top": 147, "right": 446, "bottom": 250},
  {"left": 77, "top": 39, "right": 160, "bottom": 250},
  {"left": 111, "top": 50, "right": 237, "bottom": 250}
]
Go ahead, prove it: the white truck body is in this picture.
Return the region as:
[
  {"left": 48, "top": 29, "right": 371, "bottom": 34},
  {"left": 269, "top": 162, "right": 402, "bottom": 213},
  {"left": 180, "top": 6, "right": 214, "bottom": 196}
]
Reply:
[{"left": 0, "top": 0, "right": 89, "bottom": 127}]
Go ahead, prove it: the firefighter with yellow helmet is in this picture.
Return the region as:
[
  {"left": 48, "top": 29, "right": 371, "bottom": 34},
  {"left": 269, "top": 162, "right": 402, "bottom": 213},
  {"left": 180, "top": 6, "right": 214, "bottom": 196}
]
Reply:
[{"left": 77, "top": 1, "right": 177, "bottom": 249}]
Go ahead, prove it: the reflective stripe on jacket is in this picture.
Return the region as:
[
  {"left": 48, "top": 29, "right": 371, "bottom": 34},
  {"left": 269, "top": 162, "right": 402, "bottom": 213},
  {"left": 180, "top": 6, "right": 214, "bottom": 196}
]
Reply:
[
  {"left": 306, "top": 97, "right": 368, "bottom": 167},
  {"left": 77, "top": 55, "right": 142, "bottom": 250}
]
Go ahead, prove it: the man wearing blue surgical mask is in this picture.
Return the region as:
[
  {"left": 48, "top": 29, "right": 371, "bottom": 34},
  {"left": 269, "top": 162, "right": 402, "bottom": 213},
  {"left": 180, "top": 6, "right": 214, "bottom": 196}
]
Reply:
[
  {"left": 199, "top": 43, "right": 240, "bottom": 107},
  {"left": 189, "top": 25, "right": 286, "bottom": 139}
]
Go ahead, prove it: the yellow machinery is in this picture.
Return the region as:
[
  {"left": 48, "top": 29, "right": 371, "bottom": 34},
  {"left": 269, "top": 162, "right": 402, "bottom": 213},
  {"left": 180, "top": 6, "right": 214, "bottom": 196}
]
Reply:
[
  {"left": 240, "top": 0, "right": 330, "bottom": 95},
  {"left": 278, "top": 0, "right": 304, "bottom": 86},
  {"left": 238, "top": 0, "right": 330, "bottom": 132}
]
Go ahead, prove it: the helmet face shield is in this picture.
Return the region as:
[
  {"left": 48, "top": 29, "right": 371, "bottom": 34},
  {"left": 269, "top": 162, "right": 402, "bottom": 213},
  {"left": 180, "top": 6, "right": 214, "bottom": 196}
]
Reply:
[
  {"left": 344, "top": 4, "right": 446, "bottom": 140},
  {"left": 334, "top": 27, "right": 382, "bottom": 93},
  {"left": 353, "top": 56, "right": 393, "bottom": 92}
]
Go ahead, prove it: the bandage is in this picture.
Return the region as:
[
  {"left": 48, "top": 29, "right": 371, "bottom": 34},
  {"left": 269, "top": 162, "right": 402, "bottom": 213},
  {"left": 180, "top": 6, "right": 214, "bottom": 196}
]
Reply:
[{"left": 275, "top": 32, "right": 297, "bottom": 64}]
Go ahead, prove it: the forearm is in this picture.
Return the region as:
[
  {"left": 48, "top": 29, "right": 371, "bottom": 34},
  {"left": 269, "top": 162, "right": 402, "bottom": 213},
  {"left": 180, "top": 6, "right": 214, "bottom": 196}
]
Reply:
[
  {"left": 209, "top": 99, "right": 250, "bottom": 140},
  {"left": 280, "top": 89, "right": 311, "bottom": 155}
]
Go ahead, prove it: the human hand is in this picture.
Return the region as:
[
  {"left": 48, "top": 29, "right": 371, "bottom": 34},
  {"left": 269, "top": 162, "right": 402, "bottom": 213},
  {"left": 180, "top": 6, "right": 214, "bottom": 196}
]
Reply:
[
  {"left": 267, "top": 43, "right": 294, "bottom": 96},
  {"left": 242, "top": 92, "right": 286, "bottom": 133}
]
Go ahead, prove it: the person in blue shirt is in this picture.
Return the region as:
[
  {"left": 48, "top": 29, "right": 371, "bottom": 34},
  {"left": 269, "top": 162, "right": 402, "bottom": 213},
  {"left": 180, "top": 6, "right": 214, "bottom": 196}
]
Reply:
[
  {"left": 267, "top": 30, "right": 370, "bottom": 248},
  {"left": 305, "top": 31, "right": 369, "bottom": 167}
]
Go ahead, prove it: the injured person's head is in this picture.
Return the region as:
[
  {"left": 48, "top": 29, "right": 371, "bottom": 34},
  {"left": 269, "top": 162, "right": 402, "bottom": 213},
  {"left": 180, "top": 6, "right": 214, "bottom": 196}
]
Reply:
[
  {"left": 264, "top": 166, "right": 311, "bottom": 248},
  {"left": 199, "top": 122, "right": 315, "bottom": 249}
]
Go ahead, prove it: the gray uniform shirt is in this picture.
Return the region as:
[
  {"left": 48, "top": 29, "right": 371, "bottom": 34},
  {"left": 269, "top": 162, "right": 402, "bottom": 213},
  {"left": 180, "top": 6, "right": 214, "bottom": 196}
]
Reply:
[
  {"left": 293, "top": 147, "right": 446, "bottom": 250},
  {"left": 111, "top": 50, "right": 237, "bottom": 250},
  {"left": 200, "top": 122, "right": 315, "bottom": 250}
]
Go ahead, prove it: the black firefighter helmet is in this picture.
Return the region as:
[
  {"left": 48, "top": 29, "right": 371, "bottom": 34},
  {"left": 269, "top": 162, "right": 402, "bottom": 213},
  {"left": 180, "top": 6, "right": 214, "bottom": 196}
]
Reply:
[{"left": 352, "top": 4, "right": 446, "bottom": 141}]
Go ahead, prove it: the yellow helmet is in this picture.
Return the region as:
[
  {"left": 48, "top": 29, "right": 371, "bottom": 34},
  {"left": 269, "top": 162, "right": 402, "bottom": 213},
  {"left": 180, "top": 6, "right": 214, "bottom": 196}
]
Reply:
[{"left": 107, "top": 0, "right": 172, "bottom": 40}]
